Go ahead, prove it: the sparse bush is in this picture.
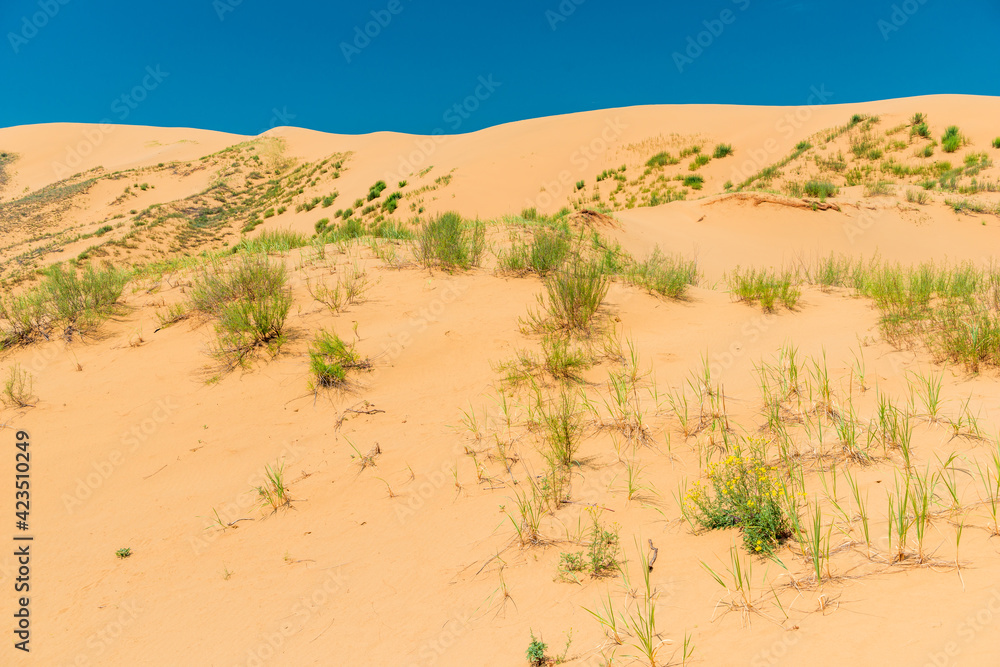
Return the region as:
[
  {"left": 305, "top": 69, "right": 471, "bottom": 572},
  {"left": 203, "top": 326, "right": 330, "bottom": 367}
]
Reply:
[
  {"left": 94, "top": 225, "right": 113, "bottom": 237},
  {"left": 306, "top": 263, "right": 373, "bottom": 314},
  {"left": 417, "top": 211, "right": 485, "bottom": 270},
  {"left": 558, "top": 512, "right": 620, "bottom": 581},
  {"left": 906, "top": 189, "right": 930, "bottom": 204},
  {"left": 2, "top": 364, "right": 36, "bottom": 408},
  {"left": 993, "top": 137, "right": 1000, "bottom": 149}
]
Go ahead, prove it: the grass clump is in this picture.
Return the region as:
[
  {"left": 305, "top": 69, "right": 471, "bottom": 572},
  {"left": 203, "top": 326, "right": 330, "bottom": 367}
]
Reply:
[
  {"left": 713, "top": 143, "right": 734, "bottom": 159},
  {"left": 683, "top": 175, "right": 704, "bottom": 190},
  {"left": 646, "top": 151, "right": 679, "bottom": 168},
  {"left": 993, "top": 137, "right": 1000, "bottom": 149},
  {"left": 728, "top": 267, "right": 800, "bottom": 312},
  {"left": 532, "top": 257, "right": 610, "bottom": 332},
  {"left": 941, "top": 126, "right": 964, "bottom": 153},
  {"left": 803, "top": 180, "right": 838, "bottom": 199},
  {"left": 191, "top": 253, "right": 291, "bottom": 368},
  {"left": 906, "top": 189, "right": 930, "bottom": 204},
  {"left": 684, "top": 454, "right": 791, "bottom": 554},
  {"left": 626, "top": 247, "right": 698, "bottom": 299},
  {"left": 234, "top": 229, "right": 309, "bottom": 254},
  {"left": 417, "top": 211, "right": 485, "bottom": 271},
  {"left": 308, "top": 329, "right": 371, "bottom": 390},
  {"left": 256, "top": 460, "right": 290, "bottom": 512},
  {"left": 498, "top": 225, "right": 571, "bottom": 276},
  {"left": 689, "top": 154, "right": 711, "bottom": 171}
]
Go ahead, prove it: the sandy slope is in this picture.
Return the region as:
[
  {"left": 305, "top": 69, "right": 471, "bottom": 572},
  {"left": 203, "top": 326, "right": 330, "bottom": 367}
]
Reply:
[{"left": 1, "top": 96, "right": 1000, "bottom": 666}]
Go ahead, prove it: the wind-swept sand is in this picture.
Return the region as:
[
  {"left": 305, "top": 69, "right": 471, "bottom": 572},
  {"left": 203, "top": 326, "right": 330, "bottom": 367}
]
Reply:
[{"left": 2, "top": 95, "right": 1000, "bottom": 665}]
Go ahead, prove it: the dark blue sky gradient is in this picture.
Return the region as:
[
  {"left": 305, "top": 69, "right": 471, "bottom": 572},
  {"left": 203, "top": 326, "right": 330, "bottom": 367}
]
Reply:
[{"left": 1, "top": 0, "right": 998, "bottom": 135}]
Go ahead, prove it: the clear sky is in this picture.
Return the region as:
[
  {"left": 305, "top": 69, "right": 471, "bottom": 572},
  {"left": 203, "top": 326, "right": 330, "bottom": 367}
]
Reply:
[{"left": 1, "top": 0, "right": 998, "bottom": 136}]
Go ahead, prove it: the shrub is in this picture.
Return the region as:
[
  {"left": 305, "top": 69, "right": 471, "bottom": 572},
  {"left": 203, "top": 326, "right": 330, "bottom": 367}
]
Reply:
[
  {"left": 315, "top": 218, "right": 329, "bottom": 234},
  {"left": 993, "top": 137, "right": 1000, "bottom": 149},
  {"left": 308, "top": 329, "right": 371, "bottom": 389},
  {"left": 94, "top": 225, "right": 113, "bottom": 237},
  {"left": 575, "top": 179, "right": 585, "bottom": 191},
  {"left": 803, "top": 180, "right": 838, "bottom": 199},
  {"left": 417, "top": 211, "right": 485, "bottom": 270},
  {"left": 41, "top": 264, "right": 130, "bottom": 333},
  {"left": 685, "top": 454, "right": 792, "bottom": 554},
  {"left": 713, "top": 143, "right": 734, "bottom": 158},
  {"left": 795, "top": 140, "right": 812, "bottom": 152},
  {"left": 321, "top": 193, "right": 338, "bottom": 208}
]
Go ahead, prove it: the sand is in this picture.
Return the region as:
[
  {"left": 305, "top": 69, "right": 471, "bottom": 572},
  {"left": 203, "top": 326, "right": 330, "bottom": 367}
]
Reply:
[{"left": 1, "top": 94, "right": 1000, "bottom": 665}]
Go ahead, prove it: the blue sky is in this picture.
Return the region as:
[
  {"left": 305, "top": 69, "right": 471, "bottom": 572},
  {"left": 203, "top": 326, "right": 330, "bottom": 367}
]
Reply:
[{"left": 1, "top": 0, "right": 998, "bottom": 136}]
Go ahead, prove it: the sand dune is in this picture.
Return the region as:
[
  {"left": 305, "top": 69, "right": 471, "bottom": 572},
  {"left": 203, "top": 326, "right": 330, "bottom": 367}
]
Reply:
[{"left": 2, "top": 95, "right": 1000, "bottom": 665}]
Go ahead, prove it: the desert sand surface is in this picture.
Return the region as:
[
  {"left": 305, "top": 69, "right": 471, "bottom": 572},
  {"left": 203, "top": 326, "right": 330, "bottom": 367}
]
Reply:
[{"left": 2, "top": 94, "right": 1000, "bottom": 665}]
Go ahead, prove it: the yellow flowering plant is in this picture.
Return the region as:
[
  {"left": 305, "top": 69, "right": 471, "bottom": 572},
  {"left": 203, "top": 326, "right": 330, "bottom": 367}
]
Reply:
[{"left": 684, "top": 455, "right": 791, "bottom": 554}]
